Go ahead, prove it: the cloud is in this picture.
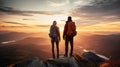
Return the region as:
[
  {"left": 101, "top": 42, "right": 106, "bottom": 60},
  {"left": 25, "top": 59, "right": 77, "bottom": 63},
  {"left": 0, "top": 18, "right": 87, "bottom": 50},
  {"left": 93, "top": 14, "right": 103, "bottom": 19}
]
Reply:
[
  {"left": 0, "top": 6, "right": 64, "bottom": 16},
  {"left": 2, "top": 21, "right": 26, "bottom": 25},
  {"left": 73, "top": 0, "right": 93, "bottom": 6},
  {"left": 0, "top": 25, "right": 30, "bottom": 28},
  {"left": 0, "top": 0, "right": 5, "bottom": 6},
  {"left": 0, "top": 7, "right": 33, "bottom": 16},
  {"left": 1, "top": 21, "right": 50, "bottom": 28},
  {"left": 0, "top": 21, "right": 31, "bottom": 28},
  {"left": 47, "top": 0, "right": 69, "bottom": 7},
  {"left": 22, "top": 19, "right": 33, "bottom": 20},
  {"left": 79, "top": 0, "right": 120, "bottom": 16},
  {"left": 35, "top": 25, "right": 50, "bottom": 27},
  {"left": 28, "top": 10, "right": 64, "bottom": 15},
  {"left": 70, "top": 0, "right": 120, "bottom": 26}
]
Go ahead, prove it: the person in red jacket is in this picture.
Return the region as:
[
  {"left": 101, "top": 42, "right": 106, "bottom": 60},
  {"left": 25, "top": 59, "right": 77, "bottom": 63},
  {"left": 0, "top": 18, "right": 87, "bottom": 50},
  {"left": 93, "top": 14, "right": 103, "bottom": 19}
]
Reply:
[{"left": 63, "top": 16, "right": 76, "bottom": 57}]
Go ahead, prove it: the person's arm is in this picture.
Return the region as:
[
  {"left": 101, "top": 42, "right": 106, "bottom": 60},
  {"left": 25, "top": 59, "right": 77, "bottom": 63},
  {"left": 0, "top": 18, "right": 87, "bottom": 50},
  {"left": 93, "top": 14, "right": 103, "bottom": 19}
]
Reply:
[
  {"left": 50, "top": 26, "right": 51, "bottom": 33},
  {"left": 49, "top": 26, "right": 52, "bottom": 38}
]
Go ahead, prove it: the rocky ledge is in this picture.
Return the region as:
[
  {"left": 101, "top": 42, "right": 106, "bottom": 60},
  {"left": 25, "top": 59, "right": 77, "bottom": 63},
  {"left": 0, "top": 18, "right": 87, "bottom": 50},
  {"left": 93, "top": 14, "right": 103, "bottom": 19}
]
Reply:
[{"left": 8, "top": 52, "right": 119, "bottom": 67}]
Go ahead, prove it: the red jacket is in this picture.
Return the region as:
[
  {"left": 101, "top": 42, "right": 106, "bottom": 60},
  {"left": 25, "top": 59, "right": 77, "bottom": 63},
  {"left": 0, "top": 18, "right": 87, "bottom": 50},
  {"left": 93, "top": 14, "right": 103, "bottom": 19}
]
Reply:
[{"left": 63, "top": 21, "right": 76, "bottom": 37}]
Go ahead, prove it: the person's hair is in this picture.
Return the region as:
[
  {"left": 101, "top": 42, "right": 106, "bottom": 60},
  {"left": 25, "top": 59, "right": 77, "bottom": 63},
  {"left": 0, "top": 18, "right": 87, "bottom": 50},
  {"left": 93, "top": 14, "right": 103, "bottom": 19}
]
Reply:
[
  {"left": 67, "top": 16, "right": 72, "bottom": 22},
  {"left": 53, "top": 21, "right": 57, "bottom": 25}
]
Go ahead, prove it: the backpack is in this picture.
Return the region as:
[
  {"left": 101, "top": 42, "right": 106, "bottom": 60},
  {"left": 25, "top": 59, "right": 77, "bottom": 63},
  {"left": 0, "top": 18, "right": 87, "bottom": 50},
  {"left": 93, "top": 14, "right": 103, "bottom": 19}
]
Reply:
[
  {"left": 49, "top": 25, "right": 59, "bottom": 38},
  {"left": 67, "top": 22, "right": 77, "bottom": 36}
]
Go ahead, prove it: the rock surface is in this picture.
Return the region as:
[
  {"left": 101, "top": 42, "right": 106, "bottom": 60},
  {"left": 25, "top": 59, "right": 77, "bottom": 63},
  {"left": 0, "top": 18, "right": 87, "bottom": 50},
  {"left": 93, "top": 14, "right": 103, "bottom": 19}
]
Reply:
[{"left": 11, "top": 52, "right": 109, "bottom": 67}]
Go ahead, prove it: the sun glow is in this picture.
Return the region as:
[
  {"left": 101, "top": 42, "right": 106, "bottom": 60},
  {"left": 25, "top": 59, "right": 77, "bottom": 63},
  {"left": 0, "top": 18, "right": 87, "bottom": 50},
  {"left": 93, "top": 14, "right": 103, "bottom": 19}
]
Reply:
[
  {"left": 78, "top": 22, "right": 120, "bottom": 32},
  {"left": 60, "top": 27, "right": 64, "bottom": 31},
  {"left": 51, "top": 14, "right": 67, "bottom": 24}
]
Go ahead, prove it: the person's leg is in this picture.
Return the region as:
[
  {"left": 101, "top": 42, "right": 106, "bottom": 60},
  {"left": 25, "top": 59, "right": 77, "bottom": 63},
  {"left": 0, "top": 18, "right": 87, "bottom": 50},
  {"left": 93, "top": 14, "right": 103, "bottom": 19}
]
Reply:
[
  {"left": 65, "top": 36, "right": 69, "bottom": 57},
  {"left": 56, "top": 39, "right": 59, "bottom": 58},
  {"left": 51, "top": 38, "right": 55, "bottom": 58},
  {"left": 70, "top": 36, "right": 73, "bottom": 57}
]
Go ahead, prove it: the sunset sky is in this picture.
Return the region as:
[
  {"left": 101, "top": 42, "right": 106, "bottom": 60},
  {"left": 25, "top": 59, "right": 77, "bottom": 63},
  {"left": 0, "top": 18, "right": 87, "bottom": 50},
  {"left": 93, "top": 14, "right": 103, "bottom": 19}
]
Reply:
[{"left": 0, "top": 0, "right": 120, "bottom": 32}]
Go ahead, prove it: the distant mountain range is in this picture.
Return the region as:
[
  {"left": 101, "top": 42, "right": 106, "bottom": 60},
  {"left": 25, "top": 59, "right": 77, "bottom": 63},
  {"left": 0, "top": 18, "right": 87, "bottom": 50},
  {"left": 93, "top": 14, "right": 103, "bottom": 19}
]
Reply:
[
  {"left": 76, "top": 33, "right": 120, "bottom": 60},
  {"left": 0, "top": 31, "right": 28, "bottom": 43}
]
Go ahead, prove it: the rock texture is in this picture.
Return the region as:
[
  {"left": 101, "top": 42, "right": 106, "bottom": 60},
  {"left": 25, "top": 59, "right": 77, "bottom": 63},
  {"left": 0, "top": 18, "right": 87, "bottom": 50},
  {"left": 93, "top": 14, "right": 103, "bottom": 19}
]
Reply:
[{"left": 12, "top": 52, "right": 110, "bottom": 67}]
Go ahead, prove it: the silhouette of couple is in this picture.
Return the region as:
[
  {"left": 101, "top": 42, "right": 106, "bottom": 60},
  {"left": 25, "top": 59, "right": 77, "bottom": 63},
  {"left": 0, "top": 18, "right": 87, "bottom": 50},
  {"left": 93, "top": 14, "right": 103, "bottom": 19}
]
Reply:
[{"left": 49, "top": 16, "right": 77, "bottom": 59}]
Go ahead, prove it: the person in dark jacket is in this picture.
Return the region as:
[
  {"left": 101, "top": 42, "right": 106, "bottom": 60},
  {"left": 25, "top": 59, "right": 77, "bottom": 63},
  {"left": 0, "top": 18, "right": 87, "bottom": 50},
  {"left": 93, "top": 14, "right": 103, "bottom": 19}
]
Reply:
[{"left": 49, "top": 21, "right": 60, "bottom": 58}]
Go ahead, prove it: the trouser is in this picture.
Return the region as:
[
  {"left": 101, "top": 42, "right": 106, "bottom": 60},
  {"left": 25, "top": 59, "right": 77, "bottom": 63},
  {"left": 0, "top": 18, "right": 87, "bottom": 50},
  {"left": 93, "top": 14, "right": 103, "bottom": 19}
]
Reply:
[
  {"left": 51, "top": 37, "right": 59, "bottom": 58},
  {"left": 65, "top": 35, "right": 74, "bottom": 57}
]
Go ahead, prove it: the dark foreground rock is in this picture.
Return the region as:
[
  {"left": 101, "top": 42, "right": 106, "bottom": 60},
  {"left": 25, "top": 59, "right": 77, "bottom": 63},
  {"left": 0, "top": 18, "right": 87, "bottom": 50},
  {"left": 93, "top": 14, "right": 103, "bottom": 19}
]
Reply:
[{"left": 7, "top": 52, "right": 112, "bottom": 67}]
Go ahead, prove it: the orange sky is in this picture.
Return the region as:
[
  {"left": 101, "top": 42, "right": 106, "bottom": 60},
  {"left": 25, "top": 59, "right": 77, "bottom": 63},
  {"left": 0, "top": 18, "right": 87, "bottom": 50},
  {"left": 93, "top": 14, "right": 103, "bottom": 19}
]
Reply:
[
  {"left": 1, "top": 21, "right": 120, "bottom": 34},
  {"left": 0, "top": 0, "right": 120, "bottom": 34}
]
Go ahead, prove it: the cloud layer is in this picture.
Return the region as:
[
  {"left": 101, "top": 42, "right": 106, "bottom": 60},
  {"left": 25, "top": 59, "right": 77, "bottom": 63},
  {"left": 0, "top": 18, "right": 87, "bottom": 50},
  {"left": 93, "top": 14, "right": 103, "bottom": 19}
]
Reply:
[
  {"left": 71, "top": 0, "right": 120, "bottom": 26},
  {"left": 2, "top": 21, "right": 26, "bottom": 25},
  {"left": 0, "top": 0, "right": 120, "bottom": 27},
  {"left": 0, "top": 6, "right": 64, "bottom": 16}
]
